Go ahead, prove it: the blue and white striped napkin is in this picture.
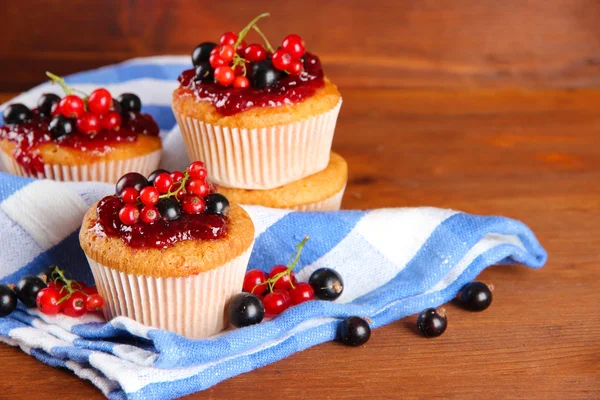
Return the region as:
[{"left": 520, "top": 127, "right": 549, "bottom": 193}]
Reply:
[{"left": 0, "top": 58, "right": 547, "bottom": 400}]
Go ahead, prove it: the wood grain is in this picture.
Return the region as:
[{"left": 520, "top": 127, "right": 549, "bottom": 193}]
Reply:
[
  {"left": 1, "top": 87, "right": 599, "bottom": 398},
  {"left": 1, "top": 0, "right": 600, "bottom": 91}
]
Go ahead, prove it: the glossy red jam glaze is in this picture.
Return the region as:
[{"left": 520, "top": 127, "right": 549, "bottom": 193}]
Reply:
[
  {"left": 177, "top": 53, "right": 325, "bottom": 116},
  {"left": 0, "top": 110, "right": 159, "bottom": 175},
  {"left": 94, "top": 195, "right": 228, "bottom": 249}
]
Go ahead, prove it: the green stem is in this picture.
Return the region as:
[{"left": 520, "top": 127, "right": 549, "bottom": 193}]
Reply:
[
  {"left": 234, "top": 12, "right": 270, "bottom": 48},
  {"left": 253, "top": 236, "right": 309, "bottom": 293},
  {"left": 46, "top": 71, "right": 73, "bottom": 95},
  {"left": 252, "top": 25, "right": 274, "bottom": 53}
]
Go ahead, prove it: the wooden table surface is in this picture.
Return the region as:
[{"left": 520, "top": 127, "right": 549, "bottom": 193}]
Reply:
[{"left": 1, "top": 87, "right": 599, "bottom": 399}]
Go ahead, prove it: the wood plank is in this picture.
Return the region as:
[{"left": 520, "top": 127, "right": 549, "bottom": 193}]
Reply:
[{"left": 1, "top": 87, "right": 599, "bottom": 399}]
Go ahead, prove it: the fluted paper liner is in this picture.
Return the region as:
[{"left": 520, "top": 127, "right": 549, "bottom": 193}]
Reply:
[
  {"left": 86, "top": 243, "right": 253, "bottom": 339},
  {"left": 0, "top": 149, "right": 161, "bottom": 183},
  {"left": 175, "top": 100, "right": 342, "bottom": 190}
]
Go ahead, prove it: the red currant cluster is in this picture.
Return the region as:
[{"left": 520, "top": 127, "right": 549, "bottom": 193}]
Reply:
[
  {"left": 114, "top": 161, "right": 226, "bottom": 226},
  {"left": 228, "top": 237, "right": 345, "bottom": 328},
  {"left": 0, "top": 266, "right": 104, "bottom": 319},
  {"left": 192, "top": 12, "right": 307, "bottom": 89}
]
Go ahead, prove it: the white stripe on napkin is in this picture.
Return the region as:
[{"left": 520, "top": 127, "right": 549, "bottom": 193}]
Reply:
[{"left": 1, "top": 181, "right": 89, "bottom": 249}]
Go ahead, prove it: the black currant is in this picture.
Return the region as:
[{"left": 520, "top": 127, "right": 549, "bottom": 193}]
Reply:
[
  {"left": 147, "top": 169, "right": 170, "bottom": 185},
  {"left": 460, "top": 282, "right": 493, "bottom": 311},
  {"left": 37, "top": 93, "right": 61, "bottom": 117},
  {"left": 48, "top": 115, "right": 75, "bottom": 138},
  {"left": 309, "top": 268, "right": 344, "bottom": 300},
  {"left": 0, "top": 284, "right": 18, "bottom": 317},
  {"left": 250, "top": 61, "right": 280, "bottom": 89},
  {"left": 192, "top": 42, "right": 217, "bottom": 66},
  {"left": 115, "top": 172, "right": 149, "bottom": 196},
  {"left": 156, "top": 198, "right": 181, "bottom": 221},
  {"left": 417, "top": 308, "right": 447, "bottom": 338},
  {"left": 3, "top": 103, "right": 33, "bottom": 125},
  {"left": 205, "top": 194, "right": 230, "bottom": 217},
  {"left": 227, "top": 292, "right": 265, "bottom": 328},
  {"left": 194, "top": 62, "right": 213, "bottom": 82},
  {"left": 15, "top": 275, "right": 46, "bottom": 308},
  {"left": 339, "top": 316, "right": 371, "bottom": 346},
  {"left": 117, "top": 93, "right": 142, "bottom": 113}
]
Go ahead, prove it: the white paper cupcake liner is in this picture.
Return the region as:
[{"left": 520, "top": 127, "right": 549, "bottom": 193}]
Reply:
[
  {"left": 86, "top": 243, "right": 253, "bottom": 339},
  {"left": 175, "top": 100, "right": 342, "bottom": 190},
  {"left": 293, "top": 185, "right": 346, "bottom": 211},
  {"left": 0, "top": 149, "right": 161, "bottom": 183}
]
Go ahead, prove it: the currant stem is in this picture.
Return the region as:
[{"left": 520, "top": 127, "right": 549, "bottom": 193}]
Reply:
[
  {"left": 46, "top": 71, "right": 73, "bottom": 96},
  {"left": 235, "top": 12, "right": 270, "bottom": 49},
  {"left": 49, "top": 266, "right": 87, "bottom": 304},
  {"left": 252, "top": 25, "right": 275, "bottom": 52},
  {"left": 253, "top": 236, "right": 310, "bottom": 293},
  {"left": 158, "top": 171, "right": 190, "bottom": 200}
]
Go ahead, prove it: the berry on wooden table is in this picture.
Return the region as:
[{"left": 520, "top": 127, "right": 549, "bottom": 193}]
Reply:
[
  {"left": 309, "top": 268, "right": 344, "bottom": 301},
  {"left": 227, "top": 292, "right": 265, "bottom": 328},
  {"left": 460, "top": 282, "right": 493, "bottom": 311},
  {"left": 3, "top": 104, "right": 33, "bottom": 125},
  {"left": 16, "top": 275, "right": 47, "bottom": 308},
  {"left": 0, "top": 284, "right": 18, "bottom": 317},
  {"left": 37, "top": 93, "right": 61, "bottom": 117},
  {"left": 339, "top": 316, "right": 371, "bottom": 346},
  {"left": 88, "top": 88, "right": 113, "bottom": 115},
  {"left": 417, "top": 308, "right": 447, "bottom": 338},
  {"left": 36, "top": 287, "right": 62, "bottom": 315}
]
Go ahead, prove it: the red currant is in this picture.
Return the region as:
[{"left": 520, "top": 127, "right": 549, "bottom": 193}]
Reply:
[
  {"left": 119, "top": 205, "right": 139, "bottom": 225},
  {"left": 288, "top": 59, "right": 304, "bottom": 76},
  {"left": 82, "top": 286, "right": 98, "bottom": 296},
  {"left": 85, "top": 294, "right": 104, "bottom": 312},
  {"left": 263, "top": 291, "right": 291, "bottom": 316},
  {"left": 233, "top": 76, "right": 250, "bottom": 89},
  {"left": 289, "top": 282, "right": 315, "bottom": 305},
  {"left": 243, "top": 269, "right": 268, "bottom": 295},
  {"left": 236, "top": 40, "right": 247, "bottom": 56},
  {"left": 209, "top": 54, "right": 227, "bottom": 68},
  {"left": 120, "top": 187, "right": 139, "bottom": 204},
  {"left": 153, "top": 172, "right": 173, "bottom": 194},
  {"left": 176, "top": 188, "right": 187, "bottom": 201},
  {"left": 281, "top": 34, "right": 306, "bottom": 59},
  {"left": 269, "top": 265, "right": 296, "bottom": 291},
  {"left": 36, "top": 287, "right": 62, "bottom": 315},
  {"left": 59, "top": 95, "right": 85, "bottom": 118},
  {"left": 220, "top": 32, "right": 238, "bottom": 46},
  {"left": 272, "top": 50, "right": 293, "bottom": 71},
  {"left": 46, "top": 280, "right": 64, "bottom": 291},
  {"left": 62, "top": 292, "right": 88, "bottom": 318},
  {"left": 244, "top": 44, "right": 267, "bottom": 62},
  {"left": 87, "top": 88, "right": 113, "bottom": 115},
  {"left": 100, "top": 111, "right": 122, "bottom": 131},
  {"left": 170, "top": 171, "right": 185, "bottom": 182},
  {"left": 76, "top": 112, "right": 100, "bottom": 135},
  {"left": 218, "top": 45, "right": 235, "bottom": 62},
  {"left": 181, "top": 194, "right": 206, "bottom": 214},
  {"left": 140, "top": 205, "right": 160, "bottom": 224},
  {"left": 187, "top": 161, "right": 207, "bottom": 179},
  {"left": 139, "top": 186, "right": 159, "bottom": 206},
  {"left": 187, "top": 179, "right": 210, "bottom": 197},
  {"left": 214, "top": 66, "right": 235, "bottom": 86}
]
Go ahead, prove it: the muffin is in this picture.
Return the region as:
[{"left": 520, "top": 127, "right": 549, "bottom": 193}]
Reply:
[
  {"left": 218, "top": 152, "right": 348, "bottom": 211},
  {"left": 1, "top": 77, "right": 161, "bottom": 182},
  {"left": 79, "top": 162, "right": 254, "bottom": 338},
  {"left": 172, "top": 14, "right": 342, "bottom": 190}
]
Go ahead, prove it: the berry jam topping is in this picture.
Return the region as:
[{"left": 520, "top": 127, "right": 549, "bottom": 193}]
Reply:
[
  {"left": 93, "top": 162, "right": 229, "bottom": 249},
  {"left": 0, "top": 73, "right": 159, "bottom": 175},
  {"left": 179, "top": 13, "right": 325, "bottom": 116}
]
